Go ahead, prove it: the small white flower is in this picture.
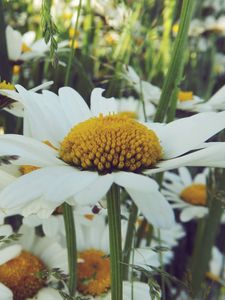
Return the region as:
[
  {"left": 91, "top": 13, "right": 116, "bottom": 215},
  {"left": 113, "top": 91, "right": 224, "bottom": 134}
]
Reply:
[{"left": 162, "top": 167, "right": 209, "bottom": 222}]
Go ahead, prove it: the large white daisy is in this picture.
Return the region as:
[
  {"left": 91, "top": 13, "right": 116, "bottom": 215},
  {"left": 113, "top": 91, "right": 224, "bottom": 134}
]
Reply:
[
  {"left": 0, "top": 224, "right": 67, "bottom": 300},
  {"left": 0, "top": 86, "right": 225, "bottom": 229}
]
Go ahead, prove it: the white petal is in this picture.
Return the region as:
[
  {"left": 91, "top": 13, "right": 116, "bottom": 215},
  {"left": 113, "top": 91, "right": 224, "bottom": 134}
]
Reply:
[
  {"left": 44, "top": 167, "right": 99, "bottom": 204},
  {"left": 0, "top": 134, "right": 61, "bottom": 166},
  {"left": 180, "top": 206, "right": 208, "bottom": 222},
  {"left": 208, "top": 84, "right": 225, "bottom": 105},
  {"left": 0, "top": 244, "right": 22, "bottom": 265},
  {"left": 6, "top": 26, "right": 22, "bottom": 61},
  {"left": 0, "top": 169, "right": 16, "bottom": 189},
  {"left": 114, "top": 172, "right": 175, "bottom": 228},
  {"left": 145, "top": 143, "right": 225, "bottom": 174},
  {"left": 35, "top": 287, "right": 63, "bottom": 300},
  {"left": 58, "top": 87, "right": 92, "bottom": 126},
  {"left": 123, "top": 281, "right": 152, "bottom": 300},
  {"left": 91, "top": 88, "right": 118, "bottom": 116},
  {"left": 42, "top": 217, "right": 60, "bottom": 236},
  {"left": 158, "top": 112, "right": 225, "bottom": 159},
  {"left": 178, "top": 167, "right": 192, "bottom": 186},
  {"left": 0, "top": 224, "right": 13, "bottom": 236},
  {"left": 74, "top": 174, "right": 114, "bottom": 206},
  {"left": 16, "top": 85, "right": 69, "bottom": 143},
  {"left": 0, "top": 283, "right": 13, "bottom": 300}
]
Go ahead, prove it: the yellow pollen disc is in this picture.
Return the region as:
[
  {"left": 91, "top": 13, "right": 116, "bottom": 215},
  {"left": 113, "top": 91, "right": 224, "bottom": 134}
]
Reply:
[
  {"left": 180, "top": 184, "right": 206, "bottom": 206},
  {"left": 21, "top": 43, "right": 32, "bottom": 53},
  {"left": 20, "top": 140, "right": 58, "bottom": 175},
  {"left": 59, "top": 114, "right": 162, "bottom": 173},
  {"left": 13, "top": 65, "right": 21, "bottom": 75},
  {"left": 78, "top": 249, "right": 110, "bottom": 296},
  {"left": 0, "top": 80, "right": 15, "bottom": 90},
  {"left": 178, "top": 91, "right": 193, "bottom": 102},
  {"left": 0, "top": 251, "right": 46, "bottom": 300}
]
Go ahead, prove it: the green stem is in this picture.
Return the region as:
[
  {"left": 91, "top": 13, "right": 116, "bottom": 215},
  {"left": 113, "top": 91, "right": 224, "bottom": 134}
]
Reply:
[
  {"left": 107, "top": 184, "right": 123, "bottom": 300},
  {"left": 154, "top": 0, "right": 195, "bottom": 123},
  {"left": 64, "top": 0, "right": 82, "bottom": 85},
  {"left": 123, "top": 202, "right": 138, "bottom": 280},
  {"left": 0, "top": 0, "right": 11, "bottom": 81},
  {"left": 63, "top": 202, "right": 77, "bottom": 296},
  {"left": 157, "top": 229, "right": 166, "bottom": 300}
]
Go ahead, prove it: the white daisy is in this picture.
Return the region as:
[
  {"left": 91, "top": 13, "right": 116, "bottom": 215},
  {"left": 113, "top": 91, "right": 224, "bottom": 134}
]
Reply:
[
  {"left": 0, "top": 86, "right": 225, "bottom": 230},
  {"left": 116, "top": 96, "right": 156, "bottom": 120},
  {"left": 5, "top": 26, "right": 68, "bottom": 62},
  {"left": 162, "top": 167, "right": 209, "bottom": 222},
  {"left": 0, "top": 224, "right": 67, "bottom": 300},
  {"left": 71, "top": 214, "right": 160, "bottom": 298}
]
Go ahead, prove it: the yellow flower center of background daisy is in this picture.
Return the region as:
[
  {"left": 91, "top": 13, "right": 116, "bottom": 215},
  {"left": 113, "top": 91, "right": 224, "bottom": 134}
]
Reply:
[
  {"left": 178, "top": 91, "right": 193, "bottom": 102},
  {"left": 0, "top": 81, "right": 15, "bottom": 91},
  {"left": 59, "top": 114, "right": 162, "bottom": 173},
  {"left": 0, "top": 251, "right": 46, "bottom": 300},
  {"left": 21, "top": 43, "right": 32, "bottom": 53},
  {"left": 180, "top": 184, "right": 206, "bottom": 206},
  {"left": 118, "top": 111, "right": 138, "bottom": 119},
  {"left": 78, "top": 249, "right": 110, "bottom": 296}
]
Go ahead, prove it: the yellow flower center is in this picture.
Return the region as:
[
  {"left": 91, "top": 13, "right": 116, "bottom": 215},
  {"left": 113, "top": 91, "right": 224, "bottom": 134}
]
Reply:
[
  {"left": 0, "top": 80, "right": 15, "bottom": 91},
  {"left": 21, "top": 43, "right": 32, "bottom": 53},
  {"left": 13, "top": 65, "right": 21, "bottom": 75},
  {"left": 0, "top": 251, "right": 46, "bottom": 300},
  {"left": 180, "top": 184, "right": 206, "bottom": 206},
  {"left": 78, "top": 249, "right": 110, "bottom": 296},
  {"left": 59, "top": 114, "right": 162, "bottom": 173},
  {"left": 178, "top": 91, "right": 193, "bottom": 102}
]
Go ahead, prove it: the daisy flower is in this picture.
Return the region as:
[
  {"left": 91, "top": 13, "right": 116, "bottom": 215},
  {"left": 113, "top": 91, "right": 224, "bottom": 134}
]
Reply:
[
  {"left": 0, "top": 224, "right": 67, "bottom": 300},
  {"left": 0, "top": 86, "right": 225, "bottom": 230},
  {"left": 71, "top": 214, "right": 160, "bottom": 299},
  {"left": 162, "top": 167, "right": 209, "bottom": 222},
  {"left": 5, "top": 26, "right": 68, "bottom": 62}
]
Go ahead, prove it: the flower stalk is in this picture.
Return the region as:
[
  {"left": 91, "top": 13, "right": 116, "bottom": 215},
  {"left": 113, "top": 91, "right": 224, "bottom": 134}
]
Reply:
[
  {"left": 154, "top": 0, "right": 195, "bottom": 123},
  {"left": 107, "top": 184, "right": 123, "bottom": 300},
  {"left": 63, "top": 202, "right": 77, "bottom": 296}
]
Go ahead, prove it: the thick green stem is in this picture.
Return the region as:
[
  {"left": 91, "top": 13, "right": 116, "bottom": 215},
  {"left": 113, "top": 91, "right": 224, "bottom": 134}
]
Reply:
[
  {"left": 123, "top": 202, "right": 138, "bottom": 280},
  {"left": 154, "top": 0, "right": 195, "bottom": 123},
  {"left": 0, "top": 0, "right": 11, "bottom": 81},
  {"left": 107, "top": 184, "right": 123, "bottom": 300},
  {"left": 64, "top": 0, "right": 82, "bottom": 85},
  {"left": 63, "top": 203, "right": 77, "bottom": 296}
]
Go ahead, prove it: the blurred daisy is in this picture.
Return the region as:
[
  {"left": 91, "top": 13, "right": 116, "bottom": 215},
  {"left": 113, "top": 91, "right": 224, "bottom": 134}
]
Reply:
[
  {"left": 162, "top": 167, "right": 209, "bottom": 222},
  {"left": 1, "top": 87, "right": 225, "bottom": 229},
  {"left": 73, "top": 214, "right": 160, "bottom": 298},
  {"left": 6, "top": 26, "right": 68, "bottom": 62},
  {"left": 116, "top": 96, "right": 155, "bottom": 121},
  {"left": 0, "top": 224, "right": 67, "bottom": 300}
]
